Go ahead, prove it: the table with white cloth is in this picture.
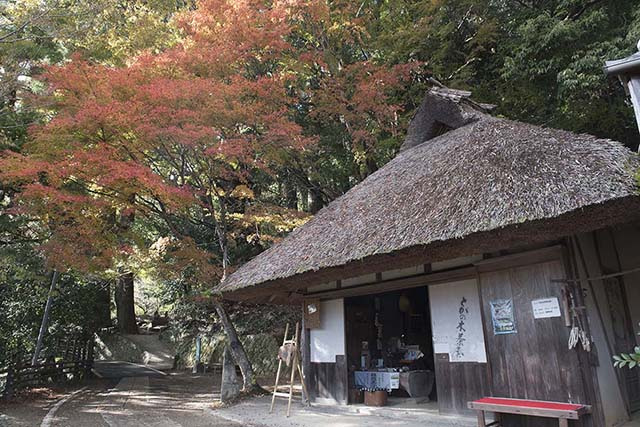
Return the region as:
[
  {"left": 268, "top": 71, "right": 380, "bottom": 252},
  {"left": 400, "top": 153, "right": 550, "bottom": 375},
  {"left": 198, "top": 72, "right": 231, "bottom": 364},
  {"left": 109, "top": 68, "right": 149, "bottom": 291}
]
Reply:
[
  {"left": 354, "top": 371, "right": 399, "bottom": 391},
  {"left": 355, "top": 370, "right": 434, "bottom": 398}
]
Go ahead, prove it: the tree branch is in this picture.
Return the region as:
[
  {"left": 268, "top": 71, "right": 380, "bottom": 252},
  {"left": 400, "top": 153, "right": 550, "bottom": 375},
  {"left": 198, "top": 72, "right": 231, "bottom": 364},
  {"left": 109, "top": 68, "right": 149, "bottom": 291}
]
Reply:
[{"left": 565, "top": 0, "right": 603, "bottom": 21}]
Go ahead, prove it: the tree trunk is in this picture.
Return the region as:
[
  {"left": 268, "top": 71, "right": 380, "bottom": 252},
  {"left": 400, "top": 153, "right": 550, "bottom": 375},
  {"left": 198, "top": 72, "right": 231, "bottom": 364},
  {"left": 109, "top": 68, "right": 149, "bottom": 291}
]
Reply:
[
  {"left": 365, "top": 155, "right": 378, "bottom": 177},
  {"left": 115, "top": 272, "right": 138, "bottom": 334},
  {"left": 309, "top": 188, "right": 324, "bottom": 214},
  {"left": 32, "top": 270, "right": 59, "bottom": 365},
  {"left": 213, "top": 299, "right": 261, "bottom": 392},
  {"left": 220, "top": 345, "right": 241, "bottom": 402},
  {"left": 282, "top": 180, "right": 298, "bottom": 209},
  {"left": 211, "top": 195, "right": 261, "bottom": 392},
  {"left": 97, "top": 280, "right": 112, "bottom": 328},
  {"left": 216, "top": 198, "right": 231, "bottom": 277}
]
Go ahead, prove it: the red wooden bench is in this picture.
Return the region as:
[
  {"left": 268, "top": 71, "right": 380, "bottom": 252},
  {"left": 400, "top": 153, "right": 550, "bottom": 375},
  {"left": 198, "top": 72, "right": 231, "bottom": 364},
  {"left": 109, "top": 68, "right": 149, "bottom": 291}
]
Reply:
[{"left": 468, "top": 397, "right": 591, "bottom": 427}]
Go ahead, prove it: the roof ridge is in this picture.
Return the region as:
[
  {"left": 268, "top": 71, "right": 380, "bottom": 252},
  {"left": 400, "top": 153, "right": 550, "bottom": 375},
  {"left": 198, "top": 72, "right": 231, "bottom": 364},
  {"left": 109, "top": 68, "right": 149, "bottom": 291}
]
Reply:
[{"left": 428, "top": 86, "right": 496, "bottom": 112}]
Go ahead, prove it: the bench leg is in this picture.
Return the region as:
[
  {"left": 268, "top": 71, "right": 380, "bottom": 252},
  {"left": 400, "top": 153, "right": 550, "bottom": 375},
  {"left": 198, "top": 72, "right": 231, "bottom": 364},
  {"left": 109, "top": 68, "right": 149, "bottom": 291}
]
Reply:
[
  {"left": 559, "top": 419, "right": 568, "bottom": 427},
  {"left": 476, "top": 410, "right": 486, "bottom": 427},
  {"left": 486, "top": 413, "right": 501, "bottom": 427}
]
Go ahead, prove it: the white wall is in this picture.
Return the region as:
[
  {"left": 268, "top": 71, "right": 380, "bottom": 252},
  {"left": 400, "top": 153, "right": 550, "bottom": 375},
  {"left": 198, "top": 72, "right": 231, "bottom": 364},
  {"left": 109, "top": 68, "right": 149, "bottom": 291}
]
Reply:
[{"left": 310, "top": 299, "right": 345, "bottom": 363}]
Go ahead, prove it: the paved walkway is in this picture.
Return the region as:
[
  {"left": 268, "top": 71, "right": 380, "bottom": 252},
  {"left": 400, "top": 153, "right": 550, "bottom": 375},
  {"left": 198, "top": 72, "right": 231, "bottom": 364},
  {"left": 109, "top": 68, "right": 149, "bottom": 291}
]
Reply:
[
  {"left": 121, "top": 334, "right": 175, "bottom": 370},
  {"left": 92, "top": 361, "right": 167, "bottom": 379}
]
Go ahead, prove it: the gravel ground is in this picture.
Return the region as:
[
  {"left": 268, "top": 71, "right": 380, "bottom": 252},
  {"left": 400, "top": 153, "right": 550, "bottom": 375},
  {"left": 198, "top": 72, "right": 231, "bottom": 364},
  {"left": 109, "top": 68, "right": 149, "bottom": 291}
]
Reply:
[{"left": 212, "top": 395, "right": 478, "bottom": 427}]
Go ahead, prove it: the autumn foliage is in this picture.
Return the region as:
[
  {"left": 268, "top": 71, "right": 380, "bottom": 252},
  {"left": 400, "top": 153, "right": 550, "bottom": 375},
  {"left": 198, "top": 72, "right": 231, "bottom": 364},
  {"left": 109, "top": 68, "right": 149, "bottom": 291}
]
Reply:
[{"left": 0, "top": 0, "right": 420, "bottom": 283}]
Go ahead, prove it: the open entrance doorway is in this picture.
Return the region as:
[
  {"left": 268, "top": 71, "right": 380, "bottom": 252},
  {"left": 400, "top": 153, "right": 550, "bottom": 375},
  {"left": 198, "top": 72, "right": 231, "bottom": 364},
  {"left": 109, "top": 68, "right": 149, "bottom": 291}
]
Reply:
[{"left": 344, "top": 287, "right": 437, "bottom": 409}]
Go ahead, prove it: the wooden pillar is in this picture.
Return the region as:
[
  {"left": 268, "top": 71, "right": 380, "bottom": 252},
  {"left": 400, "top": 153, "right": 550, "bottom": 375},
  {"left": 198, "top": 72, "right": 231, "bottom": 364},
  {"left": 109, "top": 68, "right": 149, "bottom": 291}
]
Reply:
[
  {"left": 566, "top": 236, "right": 605, "bottom": 427},
  {"left": 300, "top": 307, "right": 313, "bottom": 402}
]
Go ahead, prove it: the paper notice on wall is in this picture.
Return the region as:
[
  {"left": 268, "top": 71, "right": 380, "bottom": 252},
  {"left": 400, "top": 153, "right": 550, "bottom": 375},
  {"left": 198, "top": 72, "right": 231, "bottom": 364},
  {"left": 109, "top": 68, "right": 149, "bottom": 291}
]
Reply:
[
  {"left": 429, "top": 279, "right": 487, "bottom": 363},
  {"left": 432, "top": 336, "right": 450, "bottom": 354},
  {"left": 531, "top": 297, "right": 561, "bottom": 319}
]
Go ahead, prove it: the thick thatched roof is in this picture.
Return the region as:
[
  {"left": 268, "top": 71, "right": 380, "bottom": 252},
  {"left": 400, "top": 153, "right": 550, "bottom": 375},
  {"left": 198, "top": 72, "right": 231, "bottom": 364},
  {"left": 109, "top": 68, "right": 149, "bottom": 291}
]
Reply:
[{"left": 219, "top": 88, "right": 640, "bottom": 300}]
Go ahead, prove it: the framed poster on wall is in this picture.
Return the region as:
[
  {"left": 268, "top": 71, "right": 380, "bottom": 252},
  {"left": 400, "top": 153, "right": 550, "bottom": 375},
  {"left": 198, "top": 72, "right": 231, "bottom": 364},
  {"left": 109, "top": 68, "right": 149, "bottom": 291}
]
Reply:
[{"left": 489, "top": 299, "right": 517, "bottom": 335}]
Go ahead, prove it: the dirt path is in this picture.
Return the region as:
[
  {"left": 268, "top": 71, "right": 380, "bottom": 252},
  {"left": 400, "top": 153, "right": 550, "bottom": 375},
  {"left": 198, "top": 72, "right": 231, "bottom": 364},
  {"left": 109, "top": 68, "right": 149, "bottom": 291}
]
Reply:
[{"left": 0, "top": 372, "right": 245, "bottom": 427}]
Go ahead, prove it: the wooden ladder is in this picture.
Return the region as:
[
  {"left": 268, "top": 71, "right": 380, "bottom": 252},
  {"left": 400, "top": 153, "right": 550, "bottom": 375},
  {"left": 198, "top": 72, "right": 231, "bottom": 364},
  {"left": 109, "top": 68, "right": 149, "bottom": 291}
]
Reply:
[{"left": 269, "top": 322, "right": 310, "bottom": 417}]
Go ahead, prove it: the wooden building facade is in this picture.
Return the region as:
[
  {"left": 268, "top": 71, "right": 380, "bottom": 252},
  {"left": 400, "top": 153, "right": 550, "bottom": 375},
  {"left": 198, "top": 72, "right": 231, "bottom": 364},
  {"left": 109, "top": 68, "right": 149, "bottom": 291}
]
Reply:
[
  {"left": 219, "top": 88, "right": 640, "bottom": 427},
  {"left": 298, "top": 231, "right": 640, "bottom": 427}
]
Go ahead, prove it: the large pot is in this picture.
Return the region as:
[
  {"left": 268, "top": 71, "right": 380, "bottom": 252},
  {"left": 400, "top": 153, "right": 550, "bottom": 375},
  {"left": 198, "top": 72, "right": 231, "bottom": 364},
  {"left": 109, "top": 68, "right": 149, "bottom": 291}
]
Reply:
[{"left": 364, "top": 390, "right": 387, "bottom": 407}]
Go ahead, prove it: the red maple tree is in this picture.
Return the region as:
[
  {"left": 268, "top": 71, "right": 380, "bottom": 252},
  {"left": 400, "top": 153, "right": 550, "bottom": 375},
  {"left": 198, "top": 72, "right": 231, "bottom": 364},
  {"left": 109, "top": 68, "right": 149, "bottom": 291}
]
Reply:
[{"left": 0, "top": 0, "right": 421, "bottom": 390}]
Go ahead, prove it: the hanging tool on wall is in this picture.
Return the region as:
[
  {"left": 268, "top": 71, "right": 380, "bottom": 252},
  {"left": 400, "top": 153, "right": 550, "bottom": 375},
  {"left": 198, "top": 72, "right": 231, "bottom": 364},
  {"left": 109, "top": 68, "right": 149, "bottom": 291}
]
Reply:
[{"left": 566, "top": 285, "right": 591, "bottom": 352}]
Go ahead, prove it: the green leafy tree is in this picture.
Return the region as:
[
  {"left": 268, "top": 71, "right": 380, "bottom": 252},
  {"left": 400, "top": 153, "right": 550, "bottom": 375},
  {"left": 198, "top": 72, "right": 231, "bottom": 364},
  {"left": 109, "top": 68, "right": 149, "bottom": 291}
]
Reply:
[{"left": 358, "top": 0, "right": 640, "bottom": 147}]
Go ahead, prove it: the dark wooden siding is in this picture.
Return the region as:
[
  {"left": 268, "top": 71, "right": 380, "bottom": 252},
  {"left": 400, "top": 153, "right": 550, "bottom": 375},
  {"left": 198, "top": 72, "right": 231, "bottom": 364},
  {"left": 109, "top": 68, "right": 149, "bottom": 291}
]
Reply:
[
  {"left": 302, "top": 316, "right": 348, "bottom": 405},
  {"left": 479, "top": 260, "right": 591, "bottom": 427},
  {"left": 308, "top": 356, "right": 348, "bottom": 404},
  {"left": 434, "top": 354, "right": 490, "bottom": 415}
]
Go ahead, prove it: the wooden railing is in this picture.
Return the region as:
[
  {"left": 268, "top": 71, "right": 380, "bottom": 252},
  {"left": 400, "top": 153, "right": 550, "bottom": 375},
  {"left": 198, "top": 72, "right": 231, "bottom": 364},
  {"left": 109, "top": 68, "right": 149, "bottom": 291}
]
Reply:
[{"left": 1, "top": 335, "right": 94, "bottom": 399}]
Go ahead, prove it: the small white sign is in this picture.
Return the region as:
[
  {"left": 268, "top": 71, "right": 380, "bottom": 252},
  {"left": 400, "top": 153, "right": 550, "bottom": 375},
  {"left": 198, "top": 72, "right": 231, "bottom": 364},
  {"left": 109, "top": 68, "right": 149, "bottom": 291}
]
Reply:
[
  {"left": 390, "top": 373, "right": 400, "bottom": 389},
  {"left": 433, "top": 342, "right": 449, "bottom": 354},
  {"left": 433, "top": 335, "right": 450, "bottom": 354},
  {"left": 531, "top": 298, "right": 561, "bottom": 319}
]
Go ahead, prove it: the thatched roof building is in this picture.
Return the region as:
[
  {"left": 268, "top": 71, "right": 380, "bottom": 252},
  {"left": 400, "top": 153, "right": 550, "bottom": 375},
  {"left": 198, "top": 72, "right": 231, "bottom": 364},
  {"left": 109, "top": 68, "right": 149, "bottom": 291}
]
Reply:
[{"left": 219, "top": 87, "right": 640, "bottom": 302}]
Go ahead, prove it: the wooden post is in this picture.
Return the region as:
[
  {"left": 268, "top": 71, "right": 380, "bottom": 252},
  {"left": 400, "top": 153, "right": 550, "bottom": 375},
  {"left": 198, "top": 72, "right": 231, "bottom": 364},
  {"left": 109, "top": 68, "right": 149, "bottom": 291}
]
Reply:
[
  {"left": 476, "top": 410, "right": 486, "bottom": 427},
  {"left": 559, "top": 418, "right": 568, "bottom": 427},
  {"left": 3, "top": 362, "right": 15, "bottom": 400},
  {"left": 74, "top": 338, "right": 81, "bottom": 379},
  {"left": 300, "top": 309, "right": 313, "bottom": 402},
  {"left": 85, "top": 335, "right": 94, "bottom": 378}
]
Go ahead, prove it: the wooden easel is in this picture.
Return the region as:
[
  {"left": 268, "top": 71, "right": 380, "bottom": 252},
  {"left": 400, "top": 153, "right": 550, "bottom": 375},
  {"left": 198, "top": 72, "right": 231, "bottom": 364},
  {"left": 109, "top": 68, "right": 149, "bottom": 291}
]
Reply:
[{"left": 270, "top": 322, "right": 310, "bottom": 417}]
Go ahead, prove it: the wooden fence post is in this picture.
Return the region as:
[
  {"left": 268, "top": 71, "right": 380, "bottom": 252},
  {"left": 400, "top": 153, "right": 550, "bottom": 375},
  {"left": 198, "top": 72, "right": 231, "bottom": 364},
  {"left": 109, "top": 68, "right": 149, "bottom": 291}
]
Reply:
[
  {"left": 2, "top": 332, "right": 97, "bottom": 397},
  {"left": 3, "top": 362, "right": 15, "bottom": 400},
  {"left": 73, "top": 338, "right": 81, "bottom": 379},
  {"left": 84, "top": 336, "right": 94, "bottom": 378}
]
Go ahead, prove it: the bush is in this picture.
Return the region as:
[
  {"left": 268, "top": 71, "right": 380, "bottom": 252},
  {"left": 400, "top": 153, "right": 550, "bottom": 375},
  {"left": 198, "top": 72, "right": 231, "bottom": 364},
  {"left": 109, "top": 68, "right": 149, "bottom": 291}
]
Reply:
[{"left": 614, "top": 346, "right": 640, "bottom": 369}]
